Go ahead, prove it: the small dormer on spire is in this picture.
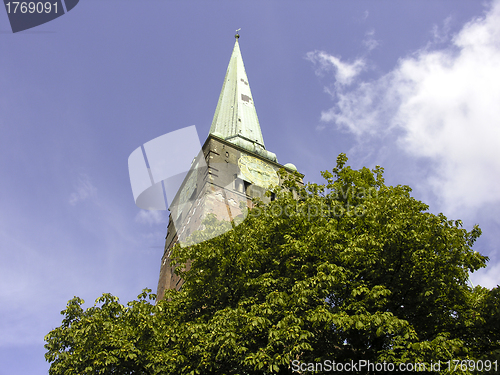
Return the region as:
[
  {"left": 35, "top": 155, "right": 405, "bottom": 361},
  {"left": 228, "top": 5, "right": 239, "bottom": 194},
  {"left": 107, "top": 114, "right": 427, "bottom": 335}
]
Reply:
[{"left": 209, "top": 32, "right": 277, "bottom": 162}]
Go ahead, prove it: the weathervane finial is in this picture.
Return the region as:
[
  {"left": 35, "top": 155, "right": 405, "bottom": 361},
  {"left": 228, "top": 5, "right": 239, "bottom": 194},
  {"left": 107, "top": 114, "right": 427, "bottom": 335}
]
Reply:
[{"left": 235, "top": 28, "right": 241, "bottom": 39}]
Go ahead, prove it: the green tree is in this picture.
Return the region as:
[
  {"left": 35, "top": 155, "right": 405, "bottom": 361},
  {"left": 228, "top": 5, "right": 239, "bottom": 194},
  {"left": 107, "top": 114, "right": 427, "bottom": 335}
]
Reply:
[
  {"left": 44, "top": 291, "right": 157, "bottom": 374},
  {"left": 45, "top": 154, "right": 498, "bottom": 374}
]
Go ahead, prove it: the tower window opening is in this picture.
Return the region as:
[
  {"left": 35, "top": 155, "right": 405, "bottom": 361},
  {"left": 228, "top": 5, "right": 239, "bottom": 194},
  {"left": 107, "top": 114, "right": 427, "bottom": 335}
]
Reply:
[
  {"left": 244, "top": 181, "right": 251, "bottom": 196},
  {"left": 234, "top": 176, "right": 244, "bottom": 193}
]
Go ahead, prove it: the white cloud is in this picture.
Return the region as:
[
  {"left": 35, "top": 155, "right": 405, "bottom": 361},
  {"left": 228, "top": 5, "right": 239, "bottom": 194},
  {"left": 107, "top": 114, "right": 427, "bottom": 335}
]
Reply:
[
  {"left": 135, "top": 209, "right": 165, "bottom": 225},
  {"left": 69, "top": 174, "right": 96, "bottom": 205},
  {"left": 363, "top": 29, "right": 379, "bottom": 51},
  {"left": 431, "top": 16, "right": 453, "bottom": 44},
  {"left": 470, "top": 261, "right": 500, "bottom": 289},
  {"left": 311, "top": 1, "right": 500, "bottom": 214},
  {"left": 306, "top": 51, "right": 365, "bottom": 86}
]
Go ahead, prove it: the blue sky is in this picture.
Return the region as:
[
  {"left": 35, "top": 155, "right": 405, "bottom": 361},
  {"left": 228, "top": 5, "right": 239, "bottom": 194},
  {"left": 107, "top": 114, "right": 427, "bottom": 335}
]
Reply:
[{"left": 1, "top": 1, "right": 499, "bottom": 373}]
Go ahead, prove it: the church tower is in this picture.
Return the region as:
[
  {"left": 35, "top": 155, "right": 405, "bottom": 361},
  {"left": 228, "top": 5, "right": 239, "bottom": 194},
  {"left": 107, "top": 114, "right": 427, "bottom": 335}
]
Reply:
[{"left": 156, "top": 33, "right": 301, "bottom": 299}]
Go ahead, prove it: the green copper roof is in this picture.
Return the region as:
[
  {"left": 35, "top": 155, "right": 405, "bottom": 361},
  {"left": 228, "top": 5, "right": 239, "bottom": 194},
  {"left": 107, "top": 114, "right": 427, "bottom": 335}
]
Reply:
[{"left": 210, "top": 35, "right": 277, "bottom": 162}]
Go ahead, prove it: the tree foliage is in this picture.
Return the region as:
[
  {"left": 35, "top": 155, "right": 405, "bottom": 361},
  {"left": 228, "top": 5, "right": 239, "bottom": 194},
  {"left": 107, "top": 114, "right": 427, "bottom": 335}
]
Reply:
[{"left": 45, "top": 154, "right": 499, "bottom": 374}]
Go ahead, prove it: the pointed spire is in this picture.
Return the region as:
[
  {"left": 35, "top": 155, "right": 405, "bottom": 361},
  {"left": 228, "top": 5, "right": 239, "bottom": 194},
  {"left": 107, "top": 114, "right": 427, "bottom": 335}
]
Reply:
[{"left": 210, "top": 32, "right": 277, "bottom": 162}]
